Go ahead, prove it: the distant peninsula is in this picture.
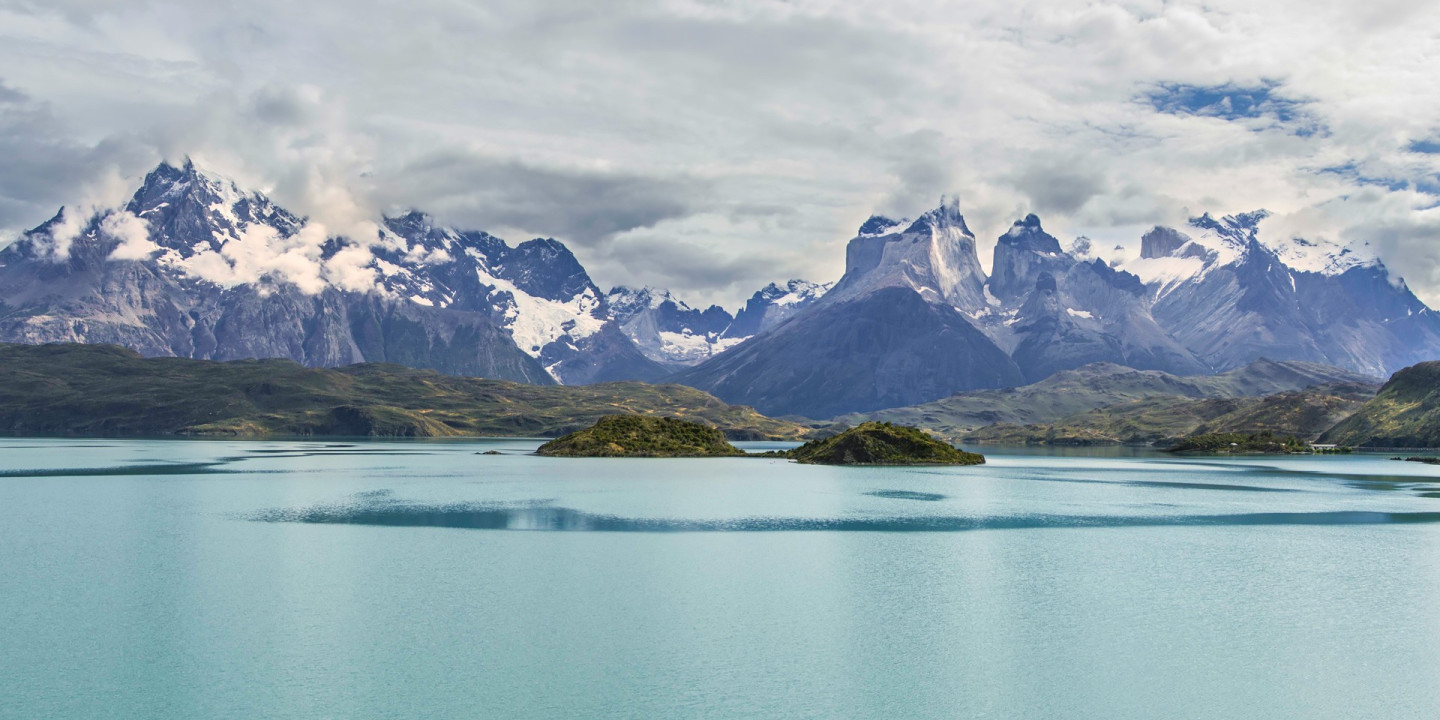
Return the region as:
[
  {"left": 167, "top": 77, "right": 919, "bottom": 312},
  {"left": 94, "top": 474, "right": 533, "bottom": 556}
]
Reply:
[
  {"left": 536, "top": 415, "right": 745, "bottom": 457},
  {"left": 0, "top": 343, "right": 810, "bottom": 440},
  {"left": 785, "top": 422, "right": 984, "bottom": 466}
]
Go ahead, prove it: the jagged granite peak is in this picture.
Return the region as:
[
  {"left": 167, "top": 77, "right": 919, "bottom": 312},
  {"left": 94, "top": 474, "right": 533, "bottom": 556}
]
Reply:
[
  {"left": 1188, "top": 210, "right": 1271, "bottom": 246},
  {"left": 857, "top": 215, "right": 907, "bottom": 237},
  {"left": 902, "top": 196, "right": 973, "bottom": 236},
  {"left": 823, "top": 198, "right": 988, "bottom": 311},
  {"left": 608, "top": 286, "right": 732, "bottom": 332},
  {"left": 605, "top": 285, "right": 738, "bottom": 366},
  {"left": 126, "top": 159, "right": 304, "bottom": 255},
  {"left": 973, "top": 215, "right": 1205, "bottom": 381},
  {"left": 988, "top": 213, "right": 1070, "bottom": 302},
  {"left": 1121, "top": 211, "right": 1440, "bottom": 378},
  {"left": 372, "top": 215, "right": 661, "bottom": 384},
  {"left": 1140, "top": 226, "right": 1190, "bottom": 259},
  {"left": 723, "top": 279, "right": 833, "bottom": 339},
  {"left": 0, "top": 160, "right": 667, "bottom": 386}
]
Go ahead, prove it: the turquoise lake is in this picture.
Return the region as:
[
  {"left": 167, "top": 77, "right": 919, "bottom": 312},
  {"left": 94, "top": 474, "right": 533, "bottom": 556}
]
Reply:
[{"left": 3, "top": 438, "right": 1439, "bottom": 718}]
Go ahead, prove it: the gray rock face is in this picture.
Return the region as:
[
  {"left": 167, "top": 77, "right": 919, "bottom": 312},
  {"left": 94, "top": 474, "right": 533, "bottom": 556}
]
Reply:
[
  {"left": 988, "top": 214, "right": 1071, "bottom": 302},
  {"left": 673, "top": 202, "right": 1023, "bottom": 417},
  {"left": 981, "top": 216, "right": 1205, "bottom": 382},
  {"left": 822, "top": 200, "right": 988, "bottom": 311},
  {"left": 1135, "top": 211, "right": 1440, "bottom": 378},
  {"left": 605, "top": 286, "right": 736, "bottom": 366},
  {"left": 1140, "top": 226, "right": 1189, "bottom": 259},
  {"left": 605, "top": 280, "right": 833, "bottom": 367},
  {"left": 674, "top": 201, "right": 1433, "bottom": 418},
  {"left": 722, "top": 279, "right": 832, "bottom": 339},
  {"left": 671, "top": 286, "right": 1024, "bottom": 419},
  {"left": 0, "top": 161, "right": 664, "bottom": 384}
]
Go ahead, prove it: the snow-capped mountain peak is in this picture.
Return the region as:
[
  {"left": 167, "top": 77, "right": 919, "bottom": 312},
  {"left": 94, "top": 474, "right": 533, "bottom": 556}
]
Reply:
[
  {"left": 857, "top": 215, "right": 908, "bottom": 237},
  {"left": 1122, "top": 209, "right": 1383, "bottom": 294},
  {"left": 755, "top": 279, "right": 832, "bottom": 306},
  {"left": 606, "top": 285, "right": 738, "bottom": 366},
  {"left": 826, "top": 198, "right": 988, "bottom": 310},
  {"left": 128, "top": 160, "right": 305, "bottom": 256},
  {"left": 607, "top": 285, "right": 691, "bottom": 314},
  {"left": 1265, "top": 235, "right": 1379, "bottom": 276},
  {"left": 903, "top": 197, "right": 973, "bottom": 237}
]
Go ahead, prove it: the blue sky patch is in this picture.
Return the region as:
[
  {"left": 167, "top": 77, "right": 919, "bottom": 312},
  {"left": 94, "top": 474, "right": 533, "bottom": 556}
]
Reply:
[
  {"left": 1320, "top": 163, "right": 1440, "bottom": 195},
  {"left": 1145, "top": 81, "right": 1321, "bottom": 136},
  {"left": 1407, "top": 138, "right": 1440, "bottom": 154}
]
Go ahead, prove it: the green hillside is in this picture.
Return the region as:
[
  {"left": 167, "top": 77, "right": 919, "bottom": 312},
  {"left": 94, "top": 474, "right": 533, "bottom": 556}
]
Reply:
[
  {"left": 536, "top": 415, "right": 745, "bottom": 457},
  {"left": 786, "top": 422, "right": 984, "bottom": 466},
  {"left": 964, "top": 383, "right": 1375, "bottom": 446},
  {"left": 1320, "top": 362, "right": 1440, "bottom": 448},
  {"left": 0, "top": 343, "right": 810, "bottom": 439}
]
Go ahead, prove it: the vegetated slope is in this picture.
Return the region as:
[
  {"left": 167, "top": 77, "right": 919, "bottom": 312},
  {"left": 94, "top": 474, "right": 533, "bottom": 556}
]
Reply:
[
  {"left": 965, "top": 382, "right": 1376, "bottom": 446},
  {"left": 0, "top": 343, "right": 809, "bottom": 439},
  {"left": 846, "top": 359, "right": 1378, "bottom": 441},
  {"left": 1164, "top": 431, "right": 1309, "bottom": 454},
  {"left": 535, "top": 415, "right": 745, "bottom": 457},
  {"left": 786, "top": 422, "right": 984, "bottom": 466},
  {"left": 1320, "top": 362, "right": 1440, "bottom": 448}
]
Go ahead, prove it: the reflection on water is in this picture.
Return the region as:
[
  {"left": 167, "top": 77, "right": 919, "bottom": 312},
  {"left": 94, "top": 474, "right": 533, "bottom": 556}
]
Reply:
[
  {"left": 866, "top": 490, "right": 948, "bottom": 501},
  {"left": 250, "top": 495, "right": 1440, "bottom": 532},
  {"left": 0, "top": 462, "right": 233, "bottom": 478}
]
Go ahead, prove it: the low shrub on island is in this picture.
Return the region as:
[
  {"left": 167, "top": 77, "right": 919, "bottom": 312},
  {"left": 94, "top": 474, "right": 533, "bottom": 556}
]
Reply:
[
  {"left": 785, "top": 422, "right": 984, "bottom": 466},
  {"left": 536, "top": 415, "right": 745, "bottom": 457},
  {"left": 1164, "top": 431, "right": 1311, "bottom": 454}
]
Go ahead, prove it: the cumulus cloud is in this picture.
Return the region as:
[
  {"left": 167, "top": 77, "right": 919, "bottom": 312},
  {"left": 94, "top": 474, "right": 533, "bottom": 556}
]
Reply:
[
  {"left": 2, "top": 0, "right": 1440, "bottom": 306},
  {"left": 374, "top": 153, "right": 710, "bottom": 248},
  {"left": 101, "top": 210, "right": 156, "bottom": 260},
  {"left": 0, "top": 78, "right": 153, "bottom": 237}
]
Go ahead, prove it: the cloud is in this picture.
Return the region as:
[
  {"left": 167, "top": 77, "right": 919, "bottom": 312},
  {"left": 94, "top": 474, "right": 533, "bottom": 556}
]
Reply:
[
  {"left": 0, "top": 79, "right": 153, "bottom": 238},
  {"left": 2, "top": 0, "right": 1440, "bottom": 307},
  {"left": 374, "top": 153, "right": 711, "bottom": 247},
  {"left": 1011, "top": 155, "right": 1110, "bottom": 216},
  {"left": 101, "top": 210, "right": 156, "bottom": 260}
]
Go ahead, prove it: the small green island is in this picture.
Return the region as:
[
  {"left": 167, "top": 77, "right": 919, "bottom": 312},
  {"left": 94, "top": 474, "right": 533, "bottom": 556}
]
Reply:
[
  {"left": 536, "top": 415, "right": 746, "bottom": 457},
  {"left": 784, "top": 422, "right": 985, "bottom": 466},
  {"left": 535, "top": 416, "right": 986, "bottom": 466},
  {"left": 1162, "top": 431, "right": 1348, "bottom": 454}
]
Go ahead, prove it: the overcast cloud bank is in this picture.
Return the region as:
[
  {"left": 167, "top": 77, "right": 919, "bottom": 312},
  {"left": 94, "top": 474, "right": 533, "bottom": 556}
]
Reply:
[{"left": 1, "top": 0, "right": 1439, "bottom": 307}]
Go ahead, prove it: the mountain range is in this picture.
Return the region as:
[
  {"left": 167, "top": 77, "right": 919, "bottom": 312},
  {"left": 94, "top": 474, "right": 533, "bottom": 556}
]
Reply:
[
  {"left": 0, "top": 161, "right": 820, "bottom": 386},
  {"left": 2, "top": 161, "right": 1437, "bottom": 420},
  {"left": 676, "top": 202, "right": 1440, "bottom": 417}
]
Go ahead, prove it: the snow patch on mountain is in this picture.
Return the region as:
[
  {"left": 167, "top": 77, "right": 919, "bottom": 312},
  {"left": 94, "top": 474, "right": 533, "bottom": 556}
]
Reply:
[
  {"left": 1266, "top": 235, "right": 1379, "bottom": 275},
  {"left": 1116, "top": 209, "right": 1384, "bottom": 299},
  {"left": 606, "top": 285, "right": 738, "bottom": 365},
  {"left": 487, "top": 274, "right": 606, "bottom": 359}
]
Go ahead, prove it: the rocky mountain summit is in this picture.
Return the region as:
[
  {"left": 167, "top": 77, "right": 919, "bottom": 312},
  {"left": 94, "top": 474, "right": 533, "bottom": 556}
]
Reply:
[
  {"left": 675, "top": 200, "right": 1440, "bottom": 418},
  {"left": 605, "top": 280, "right": 830, "bottom": 367}
]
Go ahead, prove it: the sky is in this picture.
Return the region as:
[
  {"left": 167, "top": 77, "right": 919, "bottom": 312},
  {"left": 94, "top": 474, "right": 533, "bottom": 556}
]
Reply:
[{"left": 2, "top": 0, "right": 1440, "bottom": 309}]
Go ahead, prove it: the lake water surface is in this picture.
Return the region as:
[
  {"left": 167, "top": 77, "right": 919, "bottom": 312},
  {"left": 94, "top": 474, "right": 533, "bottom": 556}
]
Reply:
[{"left": 3, "top": 438, "right": 1439, "bottom": 718}]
